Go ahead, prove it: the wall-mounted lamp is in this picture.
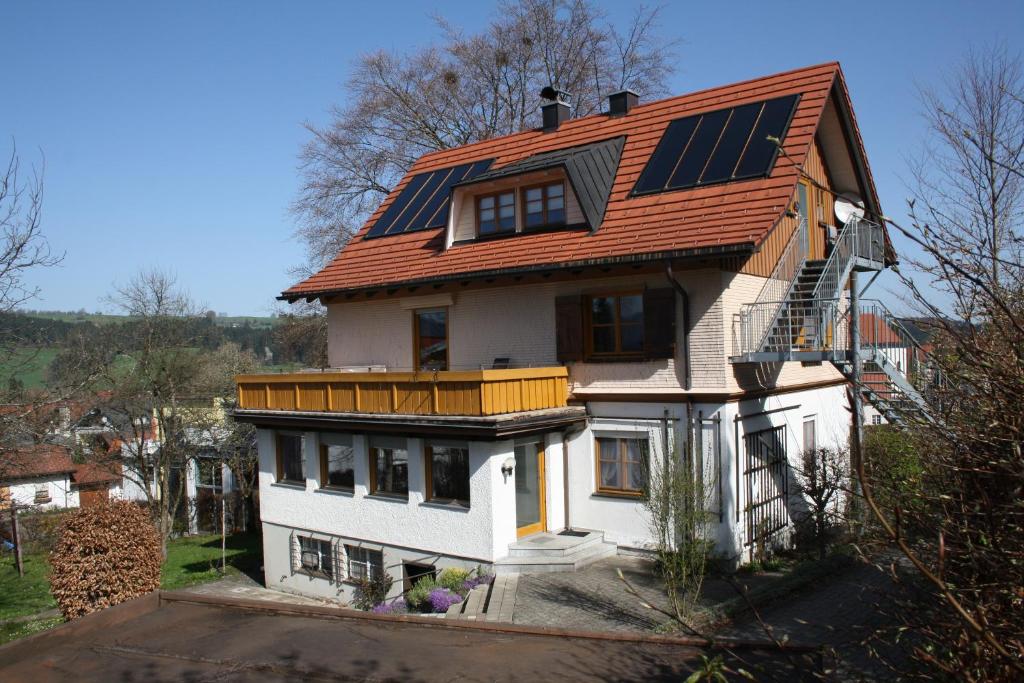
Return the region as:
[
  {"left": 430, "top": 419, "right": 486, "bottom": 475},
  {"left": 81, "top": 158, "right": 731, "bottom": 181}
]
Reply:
[{"left": 501, "top": 457, "right": 516, "bottom": 483}]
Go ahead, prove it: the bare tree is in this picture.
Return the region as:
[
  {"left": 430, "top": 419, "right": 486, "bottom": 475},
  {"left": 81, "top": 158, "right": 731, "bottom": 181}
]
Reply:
[
  {"left": 292, "top": 0, "right": 678, "bottom": 272},
  {"left": 856, "top": 46, "right": 1024, "bottom": 680}
]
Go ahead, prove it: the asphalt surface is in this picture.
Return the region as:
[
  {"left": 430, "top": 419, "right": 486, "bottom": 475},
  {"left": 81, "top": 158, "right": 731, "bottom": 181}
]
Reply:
[{"left": 0, "top": 596, "right": 823, "bottom": 682}]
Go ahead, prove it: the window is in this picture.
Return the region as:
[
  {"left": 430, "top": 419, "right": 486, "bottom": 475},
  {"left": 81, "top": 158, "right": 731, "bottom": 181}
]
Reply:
[
  {"left": 347, "top": 545, "right": 383, "bottom": 581},
  {"left": 414, "top": 308, "right": 448, "bottom": 371},
  {"left": 369, "top": 439, "right": 408, "bottom": 497},
  {"left": 34, "top": 483, "right": 51, "bottom": 504},
  {"left": 298, "top": 536, "right": 333, "bottom": 578},
  {"left": 320, "top": 443, "right": 354, "bottom": 491},
  {"left": 803, "top": 417, "right": 817, "bottom": 454},
  {"left": 403, "top": 562, "right": 436, "bottom": 593},
  {"left": 276, "top": 433, "right": 304, "bottom": 484},
  {"left": 477, "top": 191, "right": 516, "bottom": 236},
  {"left": 871, "top": 414, "right": 883, "bottom": 426},
  {"left": 523, "top": 182, "right": 565, "bottom": 229},
  {"left": 587, "top": 293, "right": 644, "bottom": 357},
  {"left": 595, "top": 436, "right": 648, "bottom": 495},
  {"left": 196, "top": 458, "right": 223, "bottom": 490},
  {"left": 425, "top": 444, "right": 470, "bottom": 506}
]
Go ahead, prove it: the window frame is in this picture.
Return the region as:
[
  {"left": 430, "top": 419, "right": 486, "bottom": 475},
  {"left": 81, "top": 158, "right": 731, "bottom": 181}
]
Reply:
[
  {"left": 34, "top": 483, "right": 52, "bottom": 504},
  {"left": 275, "top": 432, "right": 305, "bottom": 484},
  {"left": 584, "top": 290, "right": 646, "bottom": 360},
  {"left": 346, "top": 545, "right": 383, "bottom": 582},
  {"left": 424, "top": 444, "right": 471, "bottom": 507},
  {"left": 413, "top": 307, "right": 449, "bottom": 372},
  {"left": 521, "top": 181, "right": 567, "bottom": 231},
  {"left": 594, "top": 436, "right": 649, "bottom": 496},
  {"left": 802, "top": 416, "right": 817, "bottom": 454},
  {"left": 319, "top": 442, "right": 355, "bottom": 493},
  {"left": 475, "top": 189, "right": 517, "bottom": 237},
  {"left": 297, "top": 536, "right": 333, "bottom": 579},
  {"left": 368, "top": 444, "right": 409, "bottom": 498}
]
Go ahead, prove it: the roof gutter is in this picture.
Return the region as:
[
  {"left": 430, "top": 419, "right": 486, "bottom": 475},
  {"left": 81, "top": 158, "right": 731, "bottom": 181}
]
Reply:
[{"left": 281, "top": 242, "right": 755, "bottom": 303}]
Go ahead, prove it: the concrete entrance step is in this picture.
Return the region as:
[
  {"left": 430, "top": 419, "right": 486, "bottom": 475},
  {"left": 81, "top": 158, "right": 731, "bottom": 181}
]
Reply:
[{"left": 494, "top": 530, "right": 617, "bottom": 574}]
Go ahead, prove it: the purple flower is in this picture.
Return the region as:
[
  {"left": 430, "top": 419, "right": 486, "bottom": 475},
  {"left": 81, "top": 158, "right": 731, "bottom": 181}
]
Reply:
[
  {"left": 461, "top": 573, "right": 494, "bottom": 593},
  {"left": 371, "top": 597, "right": 407, "bottom": 615},
  {"left": 428, "top": 588, "right": 463, "bottom": 613}
]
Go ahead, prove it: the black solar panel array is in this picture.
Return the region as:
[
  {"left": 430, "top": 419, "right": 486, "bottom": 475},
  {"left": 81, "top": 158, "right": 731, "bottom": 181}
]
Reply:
[
  {"left": 366, "top": 159, "right": 494, "bottom": 238},
  {"left": 633, "top": 94, "right": 799, "bottom": 195}
]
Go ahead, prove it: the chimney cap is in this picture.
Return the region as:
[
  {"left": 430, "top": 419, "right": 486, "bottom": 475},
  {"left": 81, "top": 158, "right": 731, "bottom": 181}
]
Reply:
[{"left": 540, "top": 86, "right": 571, "bottom": 104}]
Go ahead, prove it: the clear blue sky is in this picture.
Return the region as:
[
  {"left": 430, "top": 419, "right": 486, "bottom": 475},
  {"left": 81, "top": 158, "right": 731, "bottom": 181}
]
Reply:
[{"left": 2, "top": 1, "right": 1021, "bottom": 316}]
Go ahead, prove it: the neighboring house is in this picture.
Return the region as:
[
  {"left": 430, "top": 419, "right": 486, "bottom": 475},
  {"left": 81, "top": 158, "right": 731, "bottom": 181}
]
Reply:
[
  {"left": 234, "top": 62, "right": 897, "bottom": 603},
  {"left": 0, "top": 443, "right": 121, "bottom": 511}
]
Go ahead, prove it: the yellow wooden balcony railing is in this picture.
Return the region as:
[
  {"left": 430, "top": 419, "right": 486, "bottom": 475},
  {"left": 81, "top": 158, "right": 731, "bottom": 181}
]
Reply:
[{"left": 235, "top": 368, "right": 569, "bottom": 417}]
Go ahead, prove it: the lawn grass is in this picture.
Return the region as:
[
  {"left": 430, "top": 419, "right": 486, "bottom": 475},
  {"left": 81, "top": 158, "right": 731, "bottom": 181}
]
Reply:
[
  {"left": 0, "top": 531, "right": 261, "bottom": 647},
  {"left": 161, "top": 533, "right": 262, "bottom": 590},
  {"left": 0, "top": 553, "right": 57, "bottom": 621},
  {"left": 0, "top": 347, "right": 60, "bottom": 389}
]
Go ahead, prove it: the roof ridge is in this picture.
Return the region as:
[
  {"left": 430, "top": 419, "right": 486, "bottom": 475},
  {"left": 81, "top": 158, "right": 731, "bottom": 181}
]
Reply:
[{"left": 414, "top": 62, "right": 840, "bottom": 166}]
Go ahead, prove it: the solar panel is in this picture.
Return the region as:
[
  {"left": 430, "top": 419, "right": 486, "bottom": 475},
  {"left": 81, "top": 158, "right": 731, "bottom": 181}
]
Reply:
[
  {"left": 632, "top": 94, "right": 799, "bottom": 195},
  {"left": 366, "top": 159, "right": 494, "bottom": 238}
]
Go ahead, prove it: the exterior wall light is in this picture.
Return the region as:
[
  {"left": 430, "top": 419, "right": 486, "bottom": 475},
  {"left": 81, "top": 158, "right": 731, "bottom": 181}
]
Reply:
[{"left": 501, "top": 457, "right": 516, "bottom": 483}]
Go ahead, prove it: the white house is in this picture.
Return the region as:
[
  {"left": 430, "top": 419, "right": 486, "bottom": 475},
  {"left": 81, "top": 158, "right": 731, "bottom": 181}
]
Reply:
[{"left": 235, "top": 62, "right": 893, "bottom": 603}]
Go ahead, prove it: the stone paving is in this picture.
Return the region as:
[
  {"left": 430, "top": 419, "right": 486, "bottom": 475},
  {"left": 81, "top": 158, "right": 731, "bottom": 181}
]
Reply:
[{"left": 511, "top": 555, "right": 677, "bottom": 632}]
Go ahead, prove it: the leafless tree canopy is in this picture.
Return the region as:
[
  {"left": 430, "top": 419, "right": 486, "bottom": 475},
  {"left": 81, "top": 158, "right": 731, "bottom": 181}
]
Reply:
[
  {"left": 291, "top": 0, "right": 677, "bottom": 274},
  {"left": 860, "top": 46, "right": 1024, "bottom": 680}
]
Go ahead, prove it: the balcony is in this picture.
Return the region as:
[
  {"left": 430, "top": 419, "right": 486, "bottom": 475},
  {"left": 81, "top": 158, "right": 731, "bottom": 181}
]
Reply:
[{"left": 235, "top": 367, "right": 570, "bottom": 418}]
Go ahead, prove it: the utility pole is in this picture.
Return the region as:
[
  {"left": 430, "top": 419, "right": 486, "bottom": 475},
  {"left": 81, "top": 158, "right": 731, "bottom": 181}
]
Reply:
[
  {"left": 849, "top": 268, "right": 866, "bottom": 524},
  {"left": 10, "top": 502, "right": 24, "bottom": 577}
]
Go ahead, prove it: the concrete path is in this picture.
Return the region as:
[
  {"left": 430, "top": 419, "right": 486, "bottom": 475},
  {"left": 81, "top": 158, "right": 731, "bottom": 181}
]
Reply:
[{"left": 180, "top": 572, "right": 338, "bottom": 609}]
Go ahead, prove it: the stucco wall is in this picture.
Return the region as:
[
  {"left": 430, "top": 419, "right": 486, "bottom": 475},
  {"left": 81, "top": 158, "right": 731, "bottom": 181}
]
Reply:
[
  {"left": 256, "top": 429, "right": 518, "bottom": 564},
  {"left": 7, "top": 475, "right": 78, "bottom": 510},
  {"left": 327, "top": 270, "right": 728, "bottom": 391}
]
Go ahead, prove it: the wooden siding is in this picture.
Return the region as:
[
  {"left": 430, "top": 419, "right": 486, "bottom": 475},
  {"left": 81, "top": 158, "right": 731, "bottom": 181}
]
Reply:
[
  {"left": 236, "top": 367, "right": 569, "bottom": 417},
  {"left": 736, "top": 135, "right": 836, "bottom": 276}
]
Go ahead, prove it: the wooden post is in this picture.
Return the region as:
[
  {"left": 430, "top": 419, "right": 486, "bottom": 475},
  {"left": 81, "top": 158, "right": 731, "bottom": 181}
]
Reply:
[{"left": 11, "top": 502, "right": 24, "bottom": 577}]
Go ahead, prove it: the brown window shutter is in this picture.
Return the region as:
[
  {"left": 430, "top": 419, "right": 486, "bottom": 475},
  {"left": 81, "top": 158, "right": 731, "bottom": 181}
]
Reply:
[
  {"left": 555, "top": 295, "right": 584, "bottom": 362},
  {"left": 643, "top": 288, "right": 676, "bottom": 359}
]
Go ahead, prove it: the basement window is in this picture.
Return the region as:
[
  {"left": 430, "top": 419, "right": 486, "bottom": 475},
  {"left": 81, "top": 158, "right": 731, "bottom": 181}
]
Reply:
[
  {"left": 298, "top": 536, "right": 333, "bottom": 579},
  {"left": 347, "top": 546, "right": 384, "bottom": 581}
]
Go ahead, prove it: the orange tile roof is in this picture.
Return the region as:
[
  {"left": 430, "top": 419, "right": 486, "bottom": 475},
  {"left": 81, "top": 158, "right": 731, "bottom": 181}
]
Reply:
[
  {"left": 284, "top": 62, "right": 878, "bottom": 300},
  {"left": 0, "top": 444, "right": 76, "bottom": 481}
]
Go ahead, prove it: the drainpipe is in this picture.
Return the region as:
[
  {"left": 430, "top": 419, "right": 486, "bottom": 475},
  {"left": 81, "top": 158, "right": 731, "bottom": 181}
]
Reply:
[{"left": 665, "top": 263, "right": 691, "bottom": 390}]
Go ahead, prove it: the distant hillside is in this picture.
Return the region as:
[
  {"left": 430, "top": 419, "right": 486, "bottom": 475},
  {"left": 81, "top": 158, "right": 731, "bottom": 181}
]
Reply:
[{"left": 1, "top": 311, "right": 307, "bottom": 390}]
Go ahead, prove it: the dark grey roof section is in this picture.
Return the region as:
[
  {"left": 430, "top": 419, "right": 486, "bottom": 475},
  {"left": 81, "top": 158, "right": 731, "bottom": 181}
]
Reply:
[{"left": 455, "top": 137, "right": 625, "bottom": 232}]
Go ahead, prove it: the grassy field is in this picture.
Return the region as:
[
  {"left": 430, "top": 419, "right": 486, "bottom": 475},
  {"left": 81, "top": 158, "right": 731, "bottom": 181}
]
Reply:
[
  {"left": 0, "top": 532, "right": 262, "bottom": 644},
  {"left": 0, "top": 347, "right": 60, "bottom": 389},
  {"left": 25, "top": 311, "right": 279, "bottom": 328}
]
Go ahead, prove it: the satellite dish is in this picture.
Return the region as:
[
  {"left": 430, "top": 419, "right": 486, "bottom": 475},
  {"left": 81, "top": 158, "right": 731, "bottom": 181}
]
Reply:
[{"left": 834, "top": 194, "right": 865, "bottom": 224}]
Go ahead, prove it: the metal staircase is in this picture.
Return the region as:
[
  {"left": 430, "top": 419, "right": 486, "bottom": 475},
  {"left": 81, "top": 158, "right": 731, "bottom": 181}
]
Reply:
[{"left": 733, "top": 215, "right": 940, "bottom": 425}]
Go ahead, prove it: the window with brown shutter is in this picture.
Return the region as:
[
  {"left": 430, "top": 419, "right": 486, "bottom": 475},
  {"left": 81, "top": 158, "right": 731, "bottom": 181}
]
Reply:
[
  {"left": 642, "top": 287, "right": 676, "bottom": 359},
  {"left": 555, "top": 295, "right": 583, "bottom": 362}
]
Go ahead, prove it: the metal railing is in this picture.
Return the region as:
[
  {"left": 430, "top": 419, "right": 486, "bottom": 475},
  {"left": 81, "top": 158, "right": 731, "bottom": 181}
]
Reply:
[
  {"left": 736, "top": 297, "right": 848, "bottom": 356},
  {"left": 737, "top": 217, "right": 808, "bottom": 355},
  {"left": 810, "top": 216, "right": 886, "bottom": 302}
]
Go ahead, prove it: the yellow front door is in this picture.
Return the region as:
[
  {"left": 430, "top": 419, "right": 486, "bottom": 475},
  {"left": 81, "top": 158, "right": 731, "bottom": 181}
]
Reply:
[{"left": 514, "top": 442, "right": 546, "bottom": 538}]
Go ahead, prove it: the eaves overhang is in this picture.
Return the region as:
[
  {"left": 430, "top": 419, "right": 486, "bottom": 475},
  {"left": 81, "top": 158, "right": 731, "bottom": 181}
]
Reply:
[
  {"left": 279, "top": 241, "right": 756, "bottom": 303},
  {"left": 231, "top": 406, "right": 588, "bottom": 440}
]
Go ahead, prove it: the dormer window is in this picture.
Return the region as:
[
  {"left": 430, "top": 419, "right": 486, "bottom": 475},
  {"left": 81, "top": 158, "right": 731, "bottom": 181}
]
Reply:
[
  {"left": 524, "top": 182, "right": 565, "bottom": 229},
  {"left": 477, "top": 191, "right": 516, "bottom": 236}
]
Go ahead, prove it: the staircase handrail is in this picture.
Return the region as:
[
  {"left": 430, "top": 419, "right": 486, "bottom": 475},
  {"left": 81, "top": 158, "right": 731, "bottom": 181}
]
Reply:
[
  {"left": 738, "top": 217, "right": 809, "bottom": 354},
  {"left": 811, "top": 215, "right": 886, "bottom": 302}
]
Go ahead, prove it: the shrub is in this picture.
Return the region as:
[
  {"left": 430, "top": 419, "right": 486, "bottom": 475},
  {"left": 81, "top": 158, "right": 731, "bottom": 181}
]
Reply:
[
  {"left": 428, "top": 587, "right": 462, "bottom": 613},
  {"left": 405, "top": 576, "right": 439, "bottom": 612},
  {"left": 49, "top": 500, "right": 162, "bottom": 620},
  {"left": 436, "top": 567, "right": 469, "bottom": 592},
  {"left": 351, "top": 569, "right": 394, "bottom": 611}
]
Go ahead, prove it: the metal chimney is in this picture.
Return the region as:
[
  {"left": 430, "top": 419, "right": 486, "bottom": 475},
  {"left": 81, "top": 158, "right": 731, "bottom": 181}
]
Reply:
[
  {"left": 608, "top": 89, "right": 639, "bottom": 116},
  {"left": 540, "top": 86, "right": 571, "bottom": 132}
]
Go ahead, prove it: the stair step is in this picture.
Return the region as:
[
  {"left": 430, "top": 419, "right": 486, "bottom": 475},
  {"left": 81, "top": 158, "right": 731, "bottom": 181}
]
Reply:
[
  {"left": 506, "top": 531, "right": 604, "bottom": 557},
  {"left": 494, "top": 542, "right": 617, "bottom": 575}
]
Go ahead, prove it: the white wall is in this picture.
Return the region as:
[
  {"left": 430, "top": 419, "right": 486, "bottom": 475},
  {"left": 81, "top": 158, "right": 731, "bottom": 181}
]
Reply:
[
  {"left": 7, "top": 475, "right": 78, "bottom": 510},
  {"left": 256, "top": 428, "right": 518, "bottom": 563}
]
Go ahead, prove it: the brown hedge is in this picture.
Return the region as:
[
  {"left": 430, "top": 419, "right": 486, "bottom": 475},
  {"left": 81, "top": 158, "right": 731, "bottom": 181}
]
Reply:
[{"left": 49, "top": 500, "right": 162, "bottom": 619}]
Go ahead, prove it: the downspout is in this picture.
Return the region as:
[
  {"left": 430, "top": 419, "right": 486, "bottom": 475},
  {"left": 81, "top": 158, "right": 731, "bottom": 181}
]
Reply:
[{"left": 665, "top": 263, "right": 691, "bottom": 391}]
